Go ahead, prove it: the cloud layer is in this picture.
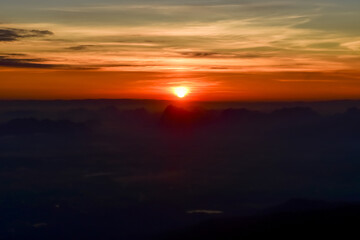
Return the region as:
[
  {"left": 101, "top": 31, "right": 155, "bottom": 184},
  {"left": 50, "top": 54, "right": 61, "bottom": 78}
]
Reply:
[{"left": 0, "top": 28, "right": 53, "bottom": 42}]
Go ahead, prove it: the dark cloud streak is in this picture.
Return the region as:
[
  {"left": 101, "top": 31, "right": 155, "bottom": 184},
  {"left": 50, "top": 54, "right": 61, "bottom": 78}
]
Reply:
[
  {"left": 66, "top": 45, "right": 95, "bottom": 51},
  {"left": 0, "top": 55, "right": 97, "bottom": 70},
  {"left": 0, "top": 55, "right": 57, "bottom": 68},
  {"left": 0, "top": 54, "right": 161, "bottom": 70},
  {"left": 180, "top": 51, "right": 271, "bottom": 59},
  {"left": 0, "top": 28, "right": 53, "bottom": 42}
]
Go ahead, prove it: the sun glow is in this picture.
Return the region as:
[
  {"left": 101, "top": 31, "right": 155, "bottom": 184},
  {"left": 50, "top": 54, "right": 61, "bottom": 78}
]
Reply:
[{"left": 173, "top": 86, "right": 189, "bottom": 98}]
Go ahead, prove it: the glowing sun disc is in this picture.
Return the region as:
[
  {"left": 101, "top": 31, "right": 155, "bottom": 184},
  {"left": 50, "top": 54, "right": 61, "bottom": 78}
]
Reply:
[{"left": 173, "top": 87, "right": 189, "bottom": 98}]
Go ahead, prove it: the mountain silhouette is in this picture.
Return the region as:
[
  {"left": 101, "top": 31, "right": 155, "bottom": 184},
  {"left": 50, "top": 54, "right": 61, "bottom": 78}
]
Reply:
[
  {"left": 160, "top": 105, "right": 212, "bottom": 127},
  {"left": 0, "top": 118, "right": 88, "bottom": 135}
]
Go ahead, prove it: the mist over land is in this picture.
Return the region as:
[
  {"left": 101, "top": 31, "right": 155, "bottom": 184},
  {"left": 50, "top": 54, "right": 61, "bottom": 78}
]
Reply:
[{"left": 1, "top": 99, "right": 360, "bottom": 239}]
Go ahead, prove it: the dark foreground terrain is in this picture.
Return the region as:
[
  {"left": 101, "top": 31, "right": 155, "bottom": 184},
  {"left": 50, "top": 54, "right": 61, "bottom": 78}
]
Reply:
[
  {"left": 0, "top": 99, "right": 360, "bottom": 239},
  {"left": 160, "top": 199, "right": 360, "bottom": 239}
]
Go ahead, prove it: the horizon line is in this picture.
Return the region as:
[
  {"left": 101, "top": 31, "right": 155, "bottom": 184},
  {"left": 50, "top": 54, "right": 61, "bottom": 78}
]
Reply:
[{"left": 0, "top": 98, "right": 360, "bottom": 104}]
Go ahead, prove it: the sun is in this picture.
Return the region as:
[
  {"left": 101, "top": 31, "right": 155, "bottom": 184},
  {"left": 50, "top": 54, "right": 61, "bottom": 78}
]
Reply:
[{"left": 173, "top": 86, "right": 189, "bottom": 98}]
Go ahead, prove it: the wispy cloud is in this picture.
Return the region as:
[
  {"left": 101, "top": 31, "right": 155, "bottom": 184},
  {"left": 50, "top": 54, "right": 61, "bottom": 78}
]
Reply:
[
  {"left": 66, "top": 45, "right": 95, "bottom": 51},
  {"left": 0, "top": 28, "right": 53, "bottom": 42},
  {"left": 0, "top": 55, "right": 57, "bottom": 68}
]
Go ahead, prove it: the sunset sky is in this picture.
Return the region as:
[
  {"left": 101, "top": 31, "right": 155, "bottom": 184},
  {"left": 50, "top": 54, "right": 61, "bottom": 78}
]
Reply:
[{"left": 1, "top": 0, "right": 360, "bottom": 101}]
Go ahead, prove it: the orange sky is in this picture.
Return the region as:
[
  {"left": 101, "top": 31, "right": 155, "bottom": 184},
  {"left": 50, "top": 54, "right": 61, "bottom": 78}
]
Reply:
[
  {"left": 1, "top": 0, "right": 360, "bottom": 101},
  {"left": 1, "top": 68, "right": 360, "bottom": 101}
]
